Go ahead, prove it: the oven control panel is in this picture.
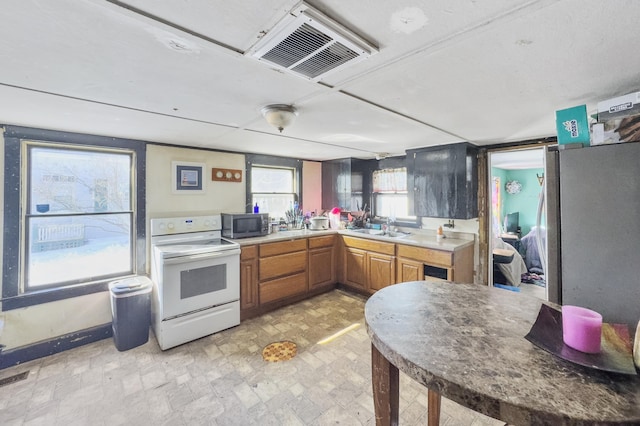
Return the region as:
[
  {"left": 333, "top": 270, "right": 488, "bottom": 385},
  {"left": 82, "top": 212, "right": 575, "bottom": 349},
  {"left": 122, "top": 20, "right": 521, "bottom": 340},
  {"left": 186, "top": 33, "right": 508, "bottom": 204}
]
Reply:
[{"left": 151, "top": 214, "right": 221, "bottom": 236}]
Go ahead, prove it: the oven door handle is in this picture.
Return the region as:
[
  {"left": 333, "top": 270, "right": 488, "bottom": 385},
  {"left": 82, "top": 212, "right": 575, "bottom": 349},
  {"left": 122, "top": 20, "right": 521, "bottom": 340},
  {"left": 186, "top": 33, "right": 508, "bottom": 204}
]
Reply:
[{"left": 162, "top": 248, "right": 241, "bottom": 265}]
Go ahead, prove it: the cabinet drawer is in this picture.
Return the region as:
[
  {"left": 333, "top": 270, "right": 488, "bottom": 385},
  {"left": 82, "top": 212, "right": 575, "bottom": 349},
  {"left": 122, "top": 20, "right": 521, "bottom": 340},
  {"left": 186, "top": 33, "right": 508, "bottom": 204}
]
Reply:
[
  {"left": 396, "top": 244, "right": 452, "bottom": 267},
  {"left": 308, "top": 235, "right": 335, "bottom": 249},
  {"left": 260, "top": 272, "right": 308, "bottom": 304},
  {"left": 240, "top": 245, "right": 258, "bottom": 260},
  {"left": 259, "top": 250, "right": 307, "bottom": 281},
  {"left": 342, "top": 236, "right": 395, "bottom": 255},
  {"left": 260, "top": 239, "right": 307, "bottom": 257}
]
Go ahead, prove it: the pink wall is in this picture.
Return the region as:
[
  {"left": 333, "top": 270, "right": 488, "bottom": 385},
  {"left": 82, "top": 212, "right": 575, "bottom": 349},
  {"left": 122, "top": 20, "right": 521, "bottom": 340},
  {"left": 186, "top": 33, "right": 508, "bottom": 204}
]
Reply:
[{"left": 302, "top": 161, "right": 322, "bottom": 214}]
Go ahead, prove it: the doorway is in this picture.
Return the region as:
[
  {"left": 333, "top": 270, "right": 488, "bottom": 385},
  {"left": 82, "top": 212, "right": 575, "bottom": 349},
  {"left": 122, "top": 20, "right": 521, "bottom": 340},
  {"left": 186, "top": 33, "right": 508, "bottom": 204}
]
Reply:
[{"left": 487, "top": 147, "right": 547, "bottom": 300}]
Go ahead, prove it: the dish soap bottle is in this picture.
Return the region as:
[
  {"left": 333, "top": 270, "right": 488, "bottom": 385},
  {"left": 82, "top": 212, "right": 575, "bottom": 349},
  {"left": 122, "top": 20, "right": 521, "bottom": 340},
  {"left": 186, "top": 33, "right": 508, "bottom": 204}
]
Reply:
[
  {"left": 253, "top": 203, "right": 259, "bottom": 213},
  {"left": 437, "top": 226, "right": 444, "bottom": 242}
]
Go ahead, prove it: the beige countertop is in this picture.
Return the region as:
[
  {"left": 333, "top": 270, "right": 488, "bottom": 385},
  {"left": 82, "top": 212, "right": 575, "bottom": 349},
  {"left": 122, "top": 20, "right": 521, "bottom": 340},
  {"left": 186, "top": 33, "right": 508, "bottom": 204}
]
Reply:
[
  {"left": 229, "top": 229, "right": 335, "bottom": 246},
  {"left": 229, "top": 228, "right": 474, "bottom": 252}
]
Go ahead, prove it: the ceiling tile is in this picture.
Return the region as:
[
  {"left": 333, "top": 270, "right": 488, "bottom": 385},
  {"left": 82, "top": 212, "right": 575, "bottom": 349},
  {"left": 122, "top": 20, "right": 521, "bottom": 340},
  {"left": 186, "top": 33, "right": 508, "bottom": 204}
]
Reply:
[{"left": 340, "top": 0, "right": 640, "bottom": 144}]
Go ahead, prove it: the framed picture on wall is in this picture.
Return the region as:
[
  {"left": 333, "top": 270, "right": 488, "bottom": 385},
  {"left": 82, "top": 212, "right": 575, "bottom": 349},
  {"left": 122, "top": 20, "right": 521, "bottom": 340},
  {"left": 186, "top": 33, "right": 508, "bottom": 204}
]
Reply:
[{"left": 172, "top": 161, "right": 205, "bottom": 194}]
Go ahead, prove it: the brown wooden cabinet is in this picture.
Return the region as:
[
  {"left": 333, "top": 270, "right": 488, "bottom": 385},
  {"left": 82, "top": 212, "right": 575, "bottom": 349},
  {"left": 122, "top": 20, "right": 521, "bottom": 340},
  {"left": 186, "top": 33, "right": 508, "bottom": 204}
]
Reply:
[
  {"left": 396, "top": 256, "right": 423, "bottom": 283},
  {"left": 259, "top": 239, "right": 308, "bottom": 304},
  {"left": 368, "top": 252, "right": 395, "bottom": 291},
  {"left": 344, "top": 246, "right": 367, "bottom": 290},
  {"left": 342, "top": 236, "right": 396, "bottom": 294},
  {"left": 239, "top": 233, "right": 473, "bottom": 321},
  {"left": 240, "top": 245, "right": 259, "bottom": 319},
  {"left": 308, "top": 235, "right": 337, "bottom": 289},
  {"left": 396, "top": 243, "right": 474, "bottom": 283}
]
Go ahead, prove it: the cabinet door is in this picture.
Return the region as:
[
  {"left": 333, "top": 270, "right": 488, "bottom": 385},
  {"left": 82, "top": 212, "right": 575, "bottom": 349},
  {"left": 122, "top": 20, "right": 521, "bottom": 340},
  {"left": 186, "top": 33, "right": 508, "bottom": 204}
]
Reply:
[
  {"left": 322, "top": 159, "right": 351, "bottom": 210},
  {"left": 240, "top": 258, "right": 258, "bottom": 310},
  {"left": 309, "top": 247, "right": 335, "bottom": 288},
  {"left": 397, "top": 257, "right": 424, "bottom": 283},
  {"left": 368, "top": 253, "right": 395, "bottom": 292},
  {"left": 344, "top": 247, "right": 367, "bottom": 290},
  {"left": 408, "top": 143, "right": 478, "bottom": 219},
  {"left": 240, "top": 246, "right": 259, "bottom": 313}
]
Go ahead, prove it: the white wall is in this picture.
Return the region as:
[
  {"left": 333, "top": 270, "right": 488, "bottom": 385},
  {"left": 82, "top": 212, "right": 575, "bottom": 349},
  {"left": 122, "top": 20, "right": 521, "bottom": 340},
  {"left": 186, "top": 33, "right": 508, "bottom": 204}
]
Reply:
[
  {"left": 0, "top": 294, "right": 112, "bottom": 349},
  {"left": 146, "top": 144, "right": 246, "bottom": 218},
  {"left": 302, "top": 160, "right": 322, "bottom": 214}
]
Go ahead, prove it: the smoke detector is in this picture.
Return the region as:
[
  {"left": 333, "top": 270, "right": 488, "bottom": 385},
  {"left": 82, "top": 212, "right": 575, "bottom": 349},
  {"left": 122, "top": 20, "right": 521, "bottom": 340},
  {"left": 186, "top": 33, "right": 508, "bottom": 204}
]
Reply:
[{"left": 247, "top": 2, "right": 378, "bottom": 81}]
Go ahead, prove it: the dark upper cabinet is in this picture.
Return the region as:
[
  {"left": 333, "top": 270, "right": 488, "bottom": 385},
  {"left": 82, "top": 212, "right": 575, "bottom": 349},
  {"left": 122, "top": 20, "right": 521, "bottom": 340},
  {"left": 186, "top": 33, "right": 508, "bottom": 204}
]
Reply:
[
  {"left": 322, "top": 159, "right": 351, "bottom": 210},
  {"left": 322, "top": 159, "right": 376, "bottom": 211},
  {"left": 407, "top": 143, "right": 478, "bottom": 219}
]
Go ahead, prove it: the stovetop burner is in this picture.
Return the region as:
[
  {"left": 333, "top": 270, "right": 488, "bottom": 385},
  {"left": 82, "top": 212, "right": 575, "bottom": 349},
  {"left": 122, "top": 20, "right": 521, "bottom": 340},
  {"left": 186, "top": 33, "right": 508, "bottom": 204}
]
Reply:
[
  {"left": 150, "top": 214, "right": 240, "bottom": 259},
  {"left": 154, "top": 238, "right": 239, "bottom": 258}
]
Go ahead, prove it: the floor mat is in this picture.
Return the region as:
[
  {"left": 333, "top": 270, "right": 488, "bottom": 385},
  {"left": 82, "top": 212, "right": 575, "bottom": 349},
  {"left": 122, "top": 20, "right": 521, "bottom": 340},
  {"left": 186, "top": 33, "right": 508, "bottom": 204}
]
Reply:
[{"left": 262, "top": 341, "right": 297, "bottom": 362}]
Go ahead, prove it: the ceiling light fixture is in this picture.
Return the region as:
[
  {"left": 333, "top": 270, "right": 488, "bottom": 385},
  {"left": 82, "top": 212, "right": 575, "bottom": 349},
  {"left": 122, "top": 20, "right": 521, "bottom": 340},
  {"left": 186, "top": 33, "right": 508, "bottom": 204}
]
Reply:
[{"left": 261, "top": 104, "right": 298, "bottom": 133}]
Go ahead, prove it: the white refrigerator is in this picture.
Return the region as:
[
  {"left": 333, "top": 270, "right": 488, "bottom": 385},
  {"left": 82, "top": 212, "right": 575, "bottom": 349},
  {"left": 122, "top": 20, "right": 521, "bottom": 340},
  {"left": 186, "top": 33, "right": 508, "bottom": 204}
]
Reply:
[{"left": 545, "top": 141, "right": 640, "bottom": 328}]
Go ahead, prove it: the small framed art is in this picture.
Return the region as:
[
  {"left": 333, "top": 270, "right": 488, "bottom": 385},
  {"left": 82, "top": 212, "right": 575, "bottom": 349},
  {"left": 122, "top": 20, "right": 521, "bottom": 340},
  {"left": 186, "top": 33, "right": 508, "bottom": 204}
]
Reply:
[{"left": 172, "top": 161, "right": 205, "bottom": 193}]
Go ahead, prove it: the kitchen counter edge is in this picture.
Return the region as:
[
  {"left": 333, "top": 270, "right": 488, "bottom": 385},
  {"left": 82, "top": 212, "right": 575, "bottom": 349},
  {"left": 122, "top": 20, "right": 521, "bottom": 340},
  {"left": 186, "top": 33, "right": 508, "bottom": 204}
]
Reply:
[{"left": 229, "top": 229, "right": 474, "bottom": 252}]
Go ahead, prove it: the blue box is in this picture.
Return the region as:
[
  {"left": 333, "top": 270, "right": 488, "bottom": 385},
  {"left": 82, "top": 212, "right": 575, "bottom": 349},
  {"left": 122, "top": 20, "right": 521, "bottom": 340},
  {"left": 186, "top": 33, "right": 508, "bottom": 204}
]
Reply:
[{"left": 555, "top": 105, "right": 590, "bottom": 147}]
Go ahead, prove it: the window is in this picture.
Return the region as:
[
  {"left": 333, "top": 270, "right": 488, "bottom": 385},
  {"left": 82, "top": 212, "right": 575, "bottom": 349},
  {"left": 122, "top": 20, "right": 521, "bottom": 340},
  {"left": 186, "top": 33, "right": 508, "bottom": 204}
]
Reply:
[
  {"left": 372, "top": 167, "right": 417, "bottom": 223},
  {"left": 251, "top": 166, "right": 296, "bottom": 220},
  {"left": 246, "top": 154, "right": 301, "bottom": 221},
  {"left": 26, "top": 144, "right": 134, "bottom": 290},
  {"left": 2, "top": 126, "right": 146, "bottom": 310}
]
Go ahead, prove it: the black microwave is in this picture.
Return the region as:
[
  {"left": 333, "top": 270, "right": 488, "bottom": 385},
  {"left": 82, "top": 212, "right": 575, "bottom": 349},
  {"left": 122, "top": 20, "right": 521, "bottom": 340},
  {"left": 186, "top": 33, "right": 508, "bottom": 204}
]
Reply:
[{"left": 221, "top": 213, "right": 269, "bottom": 239}]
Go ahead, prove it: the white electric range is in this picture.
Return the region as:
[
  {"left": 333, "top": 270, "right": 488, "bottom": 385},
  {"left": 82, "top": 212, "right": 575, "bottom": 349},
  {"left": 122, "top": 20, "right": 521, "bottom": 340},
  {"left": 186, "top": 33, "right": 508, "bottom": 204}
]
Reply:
[{"left": 150, "top": 214, "right": 240, "bottom": 350}]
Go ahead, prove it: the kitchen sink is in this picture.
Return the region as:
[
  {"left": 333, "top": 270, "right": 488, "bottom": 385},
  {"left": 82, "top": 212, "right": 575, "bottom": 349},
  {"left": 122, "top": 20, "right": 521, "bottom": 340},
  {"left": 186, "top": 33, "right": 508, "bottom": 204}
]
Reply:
[
  {"left": 349, "top": 228, "right": 384, "bottom": 235},
  {"left": 347, "top": 229, "right": 410, "bottom": 239},
  {"left": 385, "top": 231, "right": 410, "bottom": 239}
]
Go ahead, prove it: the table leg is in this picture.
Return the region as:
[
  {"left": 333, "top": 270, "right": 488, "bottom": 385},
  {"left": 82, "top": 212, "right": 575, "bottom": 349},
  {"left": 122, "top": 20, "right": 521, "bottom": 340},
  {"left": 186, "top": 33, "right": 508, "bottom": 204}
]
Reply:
[
  {"left": 371, "top": 343, "right": 399, "bottom": 426},
  {"left": 427, "top": 389, "right": 441, "bottom": 426}
]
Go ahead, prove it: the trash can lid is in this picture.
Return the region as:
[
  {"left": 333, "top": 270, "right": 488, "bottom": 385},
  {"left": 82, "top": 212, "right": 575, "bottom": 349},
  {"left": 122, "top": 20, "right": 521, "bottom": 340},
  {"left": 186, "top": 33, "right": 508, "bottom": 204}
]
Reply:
[{"left": 109, "top": 276, "right": 153, "bottom": 296}]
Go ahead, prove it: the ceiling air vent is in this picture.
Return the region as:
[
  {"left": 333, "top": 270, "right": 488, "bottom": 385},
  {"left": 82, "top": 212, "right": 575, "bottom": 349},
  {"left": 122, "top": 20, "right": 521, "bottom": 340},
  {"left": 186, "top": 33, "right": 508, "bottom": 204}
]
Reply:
[{"left": 247, "top": 3, "right": 378, "bottom": 81}]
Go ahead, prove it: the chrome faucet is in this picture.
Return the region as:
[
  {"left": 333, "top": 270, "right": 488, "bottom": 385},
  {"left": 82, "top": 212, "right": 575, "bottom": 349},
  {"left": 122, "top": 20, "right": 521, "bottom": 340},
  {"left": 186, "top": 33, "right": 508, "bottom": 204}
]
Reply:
[
  {"left": 443, "top": 219, "right": 455, "bottom": 229},
  {"left": 383, "top": 216, "right": 396, "bottom": 234}
]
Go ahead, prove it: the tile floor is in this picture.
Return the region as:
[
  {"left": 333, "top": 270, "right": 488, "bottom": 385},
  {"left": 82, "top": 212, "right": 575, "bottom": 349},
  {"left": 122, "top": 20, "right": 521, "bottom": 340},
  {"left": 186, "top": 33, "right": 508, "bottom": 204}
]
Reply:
[{"left": 0, "top": 289, "right": 506, "bottom": 426}]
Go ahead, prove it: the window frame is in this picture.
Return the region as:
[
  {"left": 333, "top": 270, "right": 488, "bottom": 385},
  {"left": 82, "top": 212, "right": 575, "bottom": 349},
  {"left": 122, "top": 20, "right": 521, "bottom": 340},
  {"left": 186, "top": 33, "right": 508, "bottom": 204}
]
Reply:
[
  {"left": 23, "top": 142, "right": 136, "bottom": 292},
  {"left": 245, "top": 154, "right": 302, "bottom": 218},
  {"left": 371, "top": 166, "right": 420, "bottom": 228},
  {"left": 2, "top": 126, "right": 146, "bottom": 311}
]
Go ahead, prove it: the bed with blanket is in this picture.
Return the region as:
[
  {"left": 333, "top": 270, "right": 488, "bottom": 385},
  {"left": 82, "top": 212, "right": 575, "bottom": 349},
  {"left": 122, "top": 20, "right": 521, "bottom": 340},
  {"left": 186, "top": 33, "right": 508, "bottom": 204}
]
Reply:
[
  {"left": 493, "top": 237, "right": 527, "bottom": 287},
  {"left": 520, "top": 227, "right": 545, "bottom": 274}
]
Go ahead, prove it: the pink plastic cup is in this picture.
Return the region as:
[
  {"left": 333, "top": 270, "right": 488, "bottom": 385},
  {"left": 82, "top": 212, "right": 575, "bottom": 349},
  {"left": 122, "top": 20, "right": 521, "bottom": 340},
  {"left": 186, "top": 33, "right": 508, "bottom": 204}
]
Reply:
[{"left": 562, "top": 305, "right": 603, "bottom": 354}]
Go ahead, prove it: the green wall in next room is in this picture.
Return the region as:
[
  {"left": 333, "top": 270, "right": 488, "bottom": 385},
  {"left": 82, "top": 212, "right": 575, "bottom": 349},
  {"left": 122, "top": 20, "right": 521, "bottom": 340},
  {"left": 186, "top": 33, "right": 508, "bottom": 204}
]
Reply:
[{"left": 501, "top": 168, "right": 544, "bottom": 236}]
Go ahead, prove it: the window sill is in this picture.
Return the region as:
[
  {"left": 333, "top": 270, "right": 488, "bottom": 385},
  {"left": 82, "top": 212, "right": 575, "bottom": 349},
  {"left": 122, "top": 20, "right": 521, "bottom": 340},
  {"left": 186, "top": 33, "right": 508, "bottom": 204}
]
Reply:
[{"left": 2, "top": 280, "right": 111, "bottom": 311}]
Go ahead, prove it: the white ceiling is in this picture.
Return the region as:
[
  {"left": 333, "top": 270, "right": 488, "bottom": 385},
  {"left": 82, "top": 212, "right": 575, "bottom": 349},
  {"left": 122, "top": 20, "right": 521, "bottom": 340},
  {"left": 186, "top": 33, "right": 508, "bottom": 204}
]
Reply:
[{"left": 1, "top": 0, "right": 638, "bottom": 161}]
